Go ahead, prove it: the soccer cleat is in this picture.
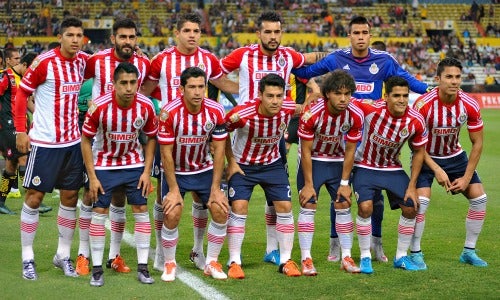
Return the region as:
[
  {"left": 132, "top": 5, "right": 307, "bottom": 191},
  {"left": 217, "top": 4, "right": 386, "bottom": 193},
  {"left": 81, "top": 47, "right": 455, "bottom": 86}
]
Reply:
[
  {"left": 227, "top": 262, "right": 245, "bottom": 279},
  {"left": 279, "top": 260, "right": 301, "bottom": 277},
  {"left": 107, "top": 254, "right": 131, "bottom": 273},
  {"left": 263, "top": 249, "right": 280, "bottom": 266},
  {"left": 53, "top": 254, "right": 78, "bottom": 277},
  {"left": 75, "top": 254, "right": 90, "bottom": 275},
  {"left": 153, "top": 250, "right": 164, "bottom": 272},
  {"left": 137, "top": 268, "right": 155, "bottom": 284},
  {"left": 409, "top": 252, "right": 428, "bottom": 270},
  {"left": 7, "top": 189, "right": 21, "bottom": 198},
  {"left": 327, "top": 237, "right": 340, "bottom": 262},
  {"left": 22, "top": 259, "right": 38, "bottom": 280},
  {"left": 90, "top": 268, "right": 104, "bottom": 287},
  {"left": 371, "top": 236, "right": 388, "bottom": 263},
  {"left": 360, "top": 257, "right": 374, "bottom": 274},
  {"left": 459, "top": 249, "right": 488, "bottom": 267},
  {"left": 38, "top": 203, "right": 53, "bottom": 214},
  {"left": 189, "top": 250, "right": 206, "bottom": 270},
  {"left": 161, "top": 262, "right": 177, "bottom": 282},
  {"left": 301, "top": 257, "right": 318, "bottom": 276},
  {"left": 0, "top": 203, "right": 16, "bottom": 215},
  {"left": 340, "top": 256, "right": 361, "bottom": 273},
  {"left": 204, "top": 261, "right": 227, "bottom": 280},
  {"left": 393, "top": 256, "right": 420, "bottom": 271}
]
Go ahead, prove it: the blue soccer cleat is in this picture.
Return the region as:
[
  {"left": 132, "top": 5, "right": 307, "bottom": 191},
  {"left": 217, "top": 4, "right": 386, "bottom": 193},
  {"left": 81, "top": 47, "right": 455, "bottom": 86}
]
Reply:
[
  {"left": 393, "top": 256, "right": 420, "bottom": 271},
  {"left": 263, "top": 249, "right": 280, "bottom": 266},
  {"left": 459, "top": 249, "right": 488, "bottom": 267},
  {"left": 409, "top": 252, "right": 428, "bottom": 270},
  {"left": 360, "top": 257, "right": 373, "bottom": 274}
]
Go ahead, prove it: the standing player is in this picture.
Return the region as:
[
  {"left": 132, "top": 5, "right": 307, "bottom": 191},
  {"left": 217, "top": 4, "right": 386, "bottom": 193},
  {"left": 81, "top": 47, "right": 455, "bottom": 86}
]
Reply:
[
  {"left": 81, "top": 62, "right": 157, "bottom": 286},
  {"left": 220, "top": 11, "right": 322, "bottom": 265},
  {"left": 15, "top": 17, "right": 89, "bottom": 280},
  {"left": 293, "top": 16, "right": 429, "bottom": 263},
  {"left": 158, "top": 67, "right": 229, "bottom": 281},
  {"left": 140, "top": 12, "right": 237, "bottom": 272},
  {"left": 297, "top": 70, "right": 364, "bottom": 275},
  {"left": 411, "top": 57, "right": 488, "bottom": 268},
  {"left": 75, "top": 18, "right": 150, "bottom": 276},
  {"left": 351, "top": 76, "right": 427, "bottom": 274},
  {"left": 224, "top": 74, "right": 304, "bottom": 279},
  {"left": 0, "top": 52, "right": 37, "bottom": 215}
]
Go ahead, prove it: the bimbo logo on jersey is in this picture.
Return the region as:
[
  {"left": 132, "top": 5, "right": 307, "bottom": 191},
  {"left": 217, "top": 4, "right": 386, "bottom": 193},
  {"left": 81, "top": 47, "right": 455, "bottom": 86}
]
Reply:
[
  {"left": 252, "top": 135, "right": 281, "bottom": 145},
  {"left": 60, "top": 82, "right": 81, "bottom": 94},
  {"left": 317, "top": 133, "right": 341, "bottom": 143},
  {"left": 254, "top": 70, "right": 285, "bottom": 81},
  {"left": 432, "top": 127, "right": 459, "bottom": 136},
  {"left": 370, "top": 133, "right": 401, "bottom": 149},
  {"left": 171, "top": 77, "right": 181, "bottom": 87},
  {"left": 355, "top": 81, "right": 374, "bottom": 94},
  {"left": 105, "top": 82, "right": 114, "bottom": 92},
  {"left": 178, "top": 135, "right": 208, "bottom": 145},
  {"left": 106, "top": 131, "right": 138, "bottom": 142}
]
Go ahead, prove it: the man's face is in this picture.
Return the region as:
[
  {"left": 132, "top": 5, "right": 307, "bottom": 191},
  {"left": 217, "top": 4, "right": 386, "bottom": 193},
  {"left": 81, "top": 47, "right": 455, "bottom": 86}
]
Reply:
[
  {"left": 436, "top": 66, "right": 462, "bottom": 98},
  {"left": 111, "top": 27, "right": 137, "bottom": 60},
  {"left": 325, "top": 87, "right": 352, "bottom": 115},
  {"left": 6, "top": 51, "right": 20, "bottom": 68},
  {"left": 385, "top": 85, "right": 409, "bottom": 117},
  {"left": 257, "top": 21, "right": 282, "bottom": 53},
  {"left": 258, "top": 85, "right": 284, "bottom": 116},
  {"left": 58, "top": 26, "right": 84, "bottom": 58},
  {"left": 180, "top": 76, "right": 206, "bottom": 111},
  {"left": 114, "top": 71, "right": 138, "bottom": 107},
  {"left": 176, "top": 21, "right": 201, "bottom": 53},
  {"left": 349, "top": 23, "right": 371, "bottom": 53}
]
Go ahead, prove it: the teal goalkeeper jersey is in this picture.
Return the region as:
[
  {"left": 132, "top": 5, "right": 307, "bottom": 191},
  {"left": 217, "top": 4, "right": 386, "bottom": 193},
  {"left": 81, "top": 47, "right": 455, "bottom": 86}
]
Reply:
[{"left": 78, "top": 78, "right": 93, "bottom": 113}]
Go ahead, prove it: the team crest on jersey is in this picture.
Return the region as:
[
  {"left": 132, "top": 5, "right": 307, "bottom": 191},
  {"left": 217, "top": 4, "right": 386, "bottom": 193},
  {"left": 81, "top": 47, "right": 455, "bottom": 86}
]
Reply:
[
  {"left": 301, "top": 111, "right": 312, "bottom": 122},
  {"left": 414, "top": 99, "right": 425, "bottom": 110},
  {"left": 399, "top": 127, "right": 409, "bottom": 138},
  {"left": 159, "top": 110, "right": 169, "bottom": 122},
  {"left": 458, "top": 113, "right": 467, "bottom": 124},
  {"left": 133, "top": 117, "right": 144, "bottom": 129},
  {"left": 230, "top": 113, "right": 240, "bottom": 123},
  {"left": 228, "top": 187, "right": 235, "bottom": 198},
  {"left": 340, "top": 122, "right": 351, "bottom": 133},
  {"left": 30, "top": 59, "right": 40, "bottom": 70},
  {"left": 197, "top": 63, "right": 206, "bottom": 71},
  {"left": 279, "top": 122, "right": 287, "bottom": 131},
  {"left": 87, "top": 102, "right": 97, "bottom": 115},
  {"left": 32, "top": 176, "right": 41, "bottom": 186},
  {"left": 278, "top": 55, "right": 286, "bottom": 68},
  {"left": 369, "top": 63, "right": 379, "bottom": 75},
  {"left": 204, "top": 121, "right": 214, "bottom": 131}
]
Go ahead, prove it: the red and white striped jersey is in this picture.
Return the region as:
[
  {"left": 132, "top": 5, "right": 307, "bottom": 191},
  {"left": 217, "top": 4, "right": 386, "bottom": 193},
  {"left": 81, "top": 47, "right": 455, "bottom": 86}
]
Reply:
[
  {"left": 413, "top": 88, "right": 483, "bottom": 158},
  {"left": 225, "top": 99, "right": 297, "bottom": 165},
  {"left": 82, "top": 91, "right": 158, "bottom": 169},
  {"left": 17, "top": 48, "right": 89, "bottom": 147},
  {"left": 354, "top": 100, "right": 428, "bottom": 170},
  {"left": 298, "top": 99, "right": 364, "bottom": 161},
  {"left": 157, "top": 97, "right": 227, "bottom": 174},
  {"left": 148, "top": 47, "right": 223, "bottom": 106},
  {"left": 220, "top": 44, "right": 305, "bottom": 104},
  {"left": 84, "top": 49, "right": 150, "bottom": 99}
]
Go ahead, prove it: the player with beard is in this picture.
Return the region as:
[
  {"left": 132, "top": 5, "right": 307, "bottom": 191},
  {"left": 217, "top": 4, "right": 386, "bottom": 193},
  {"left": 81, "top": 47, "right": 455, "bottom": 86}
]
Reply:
[
  {"left": 220, "top": 11, "right": 322, "bottom": 266},
  {"left": 75, "top": 18, "right": 150, "bottom": 276}
]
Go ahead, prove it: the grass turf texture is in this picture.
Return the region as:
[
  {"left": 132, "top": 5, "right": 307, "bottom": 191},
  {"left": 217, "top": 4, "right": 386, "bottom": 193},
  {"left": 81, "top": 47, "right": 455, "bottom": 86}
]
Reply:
[{"left": 0, "top": 110, "right": 499, "bottom": 299}]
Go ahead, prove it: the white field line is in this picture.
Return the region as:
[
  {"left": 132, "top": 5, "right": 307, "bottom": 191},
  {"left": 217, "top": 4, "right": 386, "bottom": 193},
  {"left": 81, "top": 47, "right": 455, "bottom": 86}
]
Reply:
[{"left": 102, "top": 218, "right": 230, "bottom": 300}]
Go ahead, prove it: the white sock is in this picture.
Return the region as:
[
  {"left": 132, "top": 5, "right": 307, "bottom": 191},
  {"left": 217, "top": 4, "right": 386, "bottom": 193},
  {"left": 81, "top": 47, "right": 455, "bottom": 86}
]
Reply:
[
  {"left": 265, "top": 202, "right": 278, "bottom": 253},
  {"left": 161, "top": 225, "right": 178, "bottom": 263},
  {"left": 78, "top": 203, "right": 93, "bottom": 258},
  {"left": 20, "top": 203, "right": 39, "bottom": 261},
  {"left": 192, "top": 201, "right": 208, "bottom": 253},
  {"left": 56, "top": 203, "right": 77, "bottom": 258},
  {"left": 276, "top": 212, "right": 295, "bottom": 264},
  {"left": 465, "top": 194, "right": 487, "bottom": 249},
  {"left": 356, "top": 215, "right": 372, "bottom": 259},
  {"left": 410, "top": 196, "right": 429, "bottom": 252},
  {"left": 108, "top": 204, "right": 126, "bottom": 260},
  {"left": 297, "top": 207, "right": 315, "bottom": 261},
  {"left": 134, "top": 212, "right": 151, "bottom": 265},
  {"left": 396, "top": 215, "right": 416, "bottom": 259},
  {"left": 227, "top": 211, "right": 246, "bottom": 265},
  {"left": 336, "top": 208, "right": 354, "bottom": 258},
  {"left": 206, "top": 220, "right": 227, "bottom": 264},
  {"left": 89, "top": 213, "right": 107, "bottom": 267}
]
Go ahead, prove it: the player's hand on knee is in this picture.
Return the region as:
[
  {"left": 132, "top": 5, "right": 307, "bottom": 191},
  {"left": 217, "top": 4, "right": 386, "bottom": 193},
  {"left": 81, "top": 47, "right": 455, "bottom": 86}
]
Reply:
[
  {"left": 207, "top": 188, "right": 229, "bottom": 214},
  {"left": 163, "top": 191, "right": 183, "bottom": 215},
  {"left": 299, "top": 185, "right": 317, "bottom": 207}
]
